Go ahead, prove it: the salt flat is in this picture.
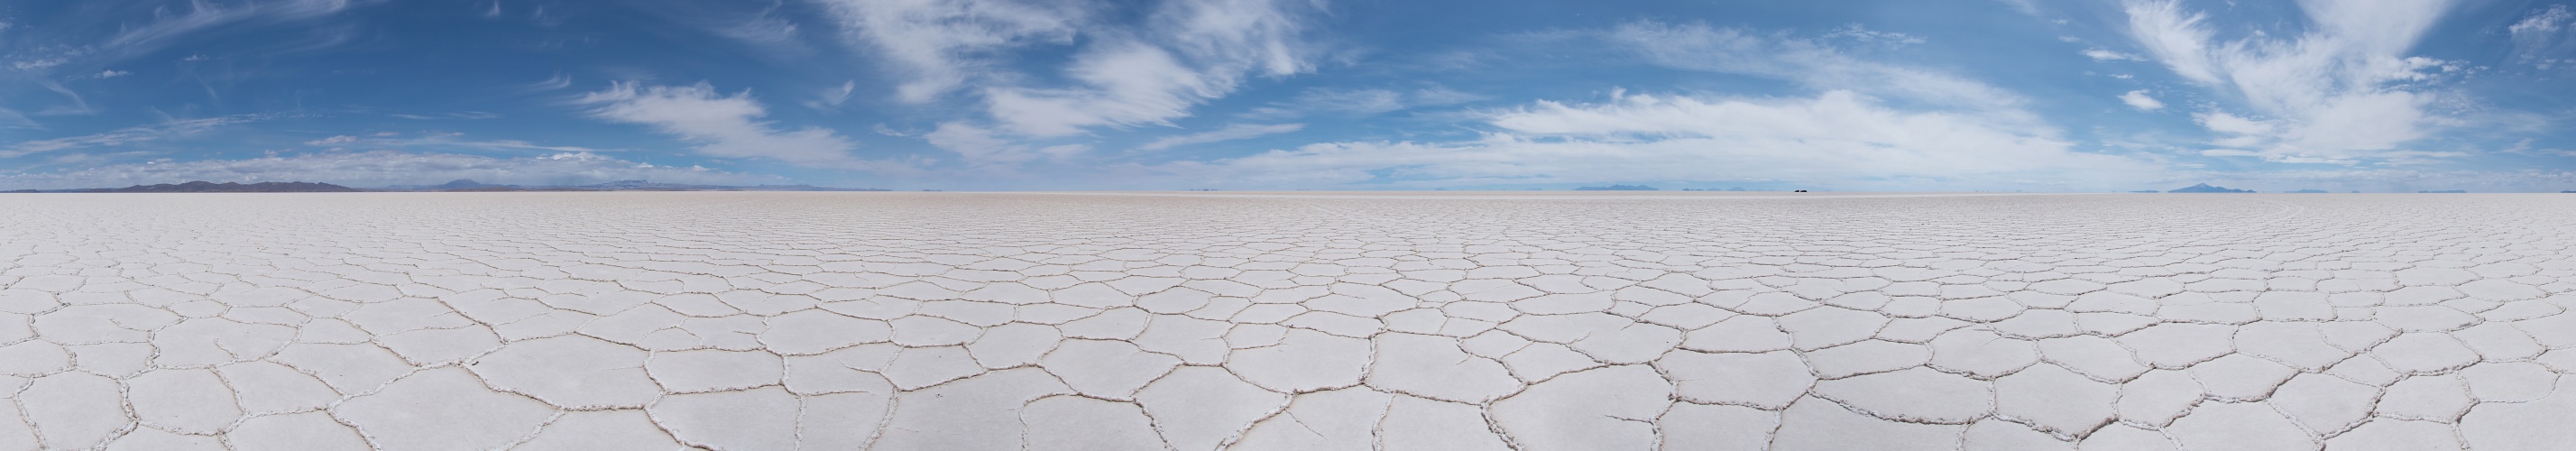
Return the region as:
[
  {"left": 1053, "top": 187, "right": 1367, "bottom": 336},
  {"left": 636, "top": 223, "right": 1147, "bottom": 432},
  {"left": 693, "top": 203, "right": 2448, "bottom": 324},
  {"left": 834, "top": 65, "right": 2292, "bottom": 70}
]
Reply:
[{"left": 2, "top": 191, "right": 2571, "bottom": 450}]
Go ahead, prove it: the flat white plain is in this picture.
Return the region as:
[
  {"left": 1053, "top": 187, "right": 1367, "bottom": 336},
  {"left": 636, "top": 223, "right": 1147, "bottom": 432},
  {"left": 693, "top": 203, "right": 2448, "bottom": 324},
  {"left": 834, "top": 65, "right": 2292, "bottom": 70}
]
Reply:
[{"left": 1, "top": 191, "right": 2571, "bottom": 449}]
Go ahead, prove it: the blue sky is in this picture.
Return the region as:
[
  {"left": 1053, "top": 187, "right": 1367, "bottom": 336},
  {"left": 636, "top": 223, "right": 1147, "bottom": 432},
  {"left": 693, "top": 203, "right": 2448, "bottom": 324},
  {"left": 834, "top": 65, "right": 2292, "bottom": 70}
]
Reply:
[{"left": 4, "top": 0, "right": 2574, "bottom": 191}]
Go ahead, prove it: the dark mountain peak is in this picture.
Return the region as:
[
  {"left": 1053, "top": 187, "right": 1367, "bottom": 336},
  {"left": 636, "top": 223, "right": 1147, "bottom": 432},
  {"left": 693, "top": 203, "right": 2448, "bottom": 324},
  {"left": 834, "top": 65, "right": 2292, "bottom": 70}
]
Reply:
[
  {"left": 435, "top": 179, "right": 491, "bottom": 189},
  {"left": 105, "top": 181, "right": 359, "bottom": 193},
  {"left": 2168, "top": 183, "right": 2253, "bottom": 193}
]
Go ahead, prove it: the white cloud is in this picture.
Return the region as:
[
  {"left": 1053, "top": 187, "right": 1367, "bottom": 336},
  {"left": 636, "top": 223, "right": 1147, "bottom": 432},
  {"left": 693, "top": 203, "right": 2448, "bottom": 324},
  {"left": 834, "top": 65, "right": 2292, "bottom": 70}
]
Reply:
[
  {"left": 806, "top": 80, "right": 859, "bottom": 110},
  {"left": 2121, "top": 0, "right": 2220, "bottom": 83},
  {"left": 106, "top": 0, "right": 352, "bottom": 52},
  {"left": 2176, "top": 168, "right": 2576, "bottom": 193},
  {"left": 923, "top": 122, "right": 1088, "bottom": 164},
  {"left": 299, "top": 133, "right": 617, "bottom": 153},
  {"left": 576, "top": 82, "right": 895, "bottom": 170},
  {"left": 2195, "top": 111, "right": 2275, "bottom": 135},
  {"left": 721, "top": 4, "right": 803, "bottom": 45},
  {"left": 815, "top": 0, "right": 1087, "bottom": 104},
  {"left": 984, "top": 0, "right": 1320, "bottom": 136},
  {"left": 1103, "top": 21, "right": 2172, "bottom": 190},
  {"left": 0, "top": 107, "right": 34, "bottom": 130},
  {"left": 1128, "top": 91, "right": 2155, "bottom": 190},
  {"left": 12, "top": 59, "right": 67, "bottom": 70},
  {"left": 2121, "top": 0, "right": 2460, "bottom": 162},
  {"left": 1, "top": 115, "right": 265, "bottom": 158},
  {"left": 306, "top": 135, "right": 360, "bottom": 146},
  {"left": 36, "top": 81, "right": 96, "bottom": 115},
  {"left": 981, "top": 40, "right": 1224, "bottom": 135},
  {"left": 2510, "top": 5, "right": 2574, "bottom": 69},
  {"left": 1290, "top": 88, "right": 1403, "bottom": 115},
  {"left": 823, "top": 0, "right": 1321, "bottom": 137},
  {"left": 1248, "top": 87, "right": 1486, "bottom": 119},
  {"left": 2082, "top": 49, "right": 2145, "bottom": 61},
  {"left": 1608, "top": 22, "right": 2028, "bottom": 114},
  {"left": 1998, "top": 0, "right": 2040, "bottom": 16},
  {"left": 2515, "top": 5, "right": 2571, "bottom": 40},
  {"left": 1821, "top": 24, "right": 1926, "bottom": 46},
  {"left": 1136, "top": 123, "right": 1302, "bottom": 151},
  {"left": 2120, "top": 89, "right": 2166, "bottom": 111},
  {"left": 525, "top": 73, "right": 573, "bottom": 91},
  {"left": 0, "top": 151, "right": 772, "bottom": 190}
]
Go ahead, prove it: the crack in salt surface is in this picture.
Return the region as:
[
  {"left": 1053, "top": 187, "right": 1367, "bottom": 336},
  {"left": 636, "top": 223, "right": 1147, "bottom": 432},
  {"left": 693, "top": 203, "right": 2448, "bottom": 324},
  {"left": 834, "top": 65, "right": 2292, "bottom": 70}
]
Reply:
[{"left": 0, "top": 191, "right": 2570, "bottom": 449}]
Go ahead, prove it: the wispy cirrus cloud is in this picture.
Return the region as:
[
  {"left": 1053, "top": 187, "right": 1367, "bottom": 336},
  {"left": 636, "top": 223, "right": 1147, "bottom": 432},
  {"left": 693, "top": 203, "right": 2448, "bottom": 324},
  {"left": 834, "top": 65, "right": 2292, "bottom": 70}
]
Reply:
[
  {"left": 1136, "top": 123, "right": 1302, "bottom": 151},
  {"left": 1608, "top": 22, "right": 2029, "bottom": 115},
  {"left": 0, "top": 150, "right": 772, "bottom": 190},
  {"left": 299, "top": 133, "right": 621, "bottom": 153},
  {"left": 1127, "top": 91, "right": 2154, "bottom": 190},
  {"left": 815, "top": 0, "right": 1088, "bottom": 104},
  {"left": 0, "top": 115, "right": 270, "bottom": 158},
  {"left": 2510, "top": 5, "right": 2575, "bottom": 70},
  {"left": 2121, "top": 0, "right": 2461, "bottom": 163},
  {"left": 1246, "top": 87, "right": 1486, "bottom": 118},
  {"left": 575, "top": 81, "right": 904, "bottom": 172},
  {"left": 1127, "top": 22, "right": 2161, "bottom": 190},
  {"left": 2083, "top": 48, "right": 2146, "bottom": 61},
  {"left": 923, "top": 122, "right": 1088, "bottom": 165}
]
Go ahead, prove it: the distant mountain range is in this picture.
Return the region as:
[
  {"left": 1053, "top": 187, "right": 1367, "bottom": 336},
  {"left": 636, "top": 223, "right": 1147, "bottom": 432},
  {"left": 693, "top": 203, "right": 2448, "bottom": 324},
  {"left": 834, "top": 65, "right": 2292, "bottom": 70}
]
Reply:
[
  {"left": 377, "top": 179, "right": 891, "bottom": 192},
  {"left": 5, "top": 181, "right": 359, "bottom": 193},
  {"left": 1574, "top": 184, "right": 1660, "bottom": 190},
  {"left": 5, "top": 179, "right": 892, "bottom": 193},
  {"left": 2167, "top": 183, "right": 2255, "bottom": 193}
]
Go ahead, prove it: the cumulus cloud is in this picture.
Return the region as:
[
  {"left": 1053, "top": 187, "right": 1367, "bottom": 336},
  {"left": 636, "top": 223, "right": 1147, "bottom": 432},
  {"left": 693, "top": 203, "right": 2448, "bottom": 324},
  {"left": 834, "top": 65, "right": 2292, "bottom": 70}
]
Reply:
[
  {"left": 1136, "top": 123, "right": 1302, "bottom": 151},
  {"left": 983, "top": 0, "right": 1320, "bottom": 136},
  {"left": 576, "top": 82, "right": 895, "bottom": 170},
  {"left": 2120, "top": 89, "right": 2165, "bottom": 111},
  {"left": 0, "top": 150, "right": 772, "bottom": 190},
  {"left": 823, "top": 0, "right": 1322, "bottom": 137},
  {"left": 2121, "top": 0, "right": 2459, "bottom": 163}
]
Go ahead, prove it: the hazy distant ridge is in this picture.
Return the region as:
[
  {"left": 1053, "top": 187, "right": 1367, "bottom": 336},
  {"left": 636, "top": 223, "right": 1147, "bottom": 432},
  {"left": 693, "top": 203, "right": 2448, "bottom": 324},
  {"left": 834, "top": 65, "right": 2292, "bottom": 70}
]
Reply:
[
  {"left": 9, "top": 179, "right": 892, "bottom": 193},
  {"left": 2167, "top": 183, "right": 2254, "bottom": 193},
  {"left": 5, "top": 181, "right": 359, "bottom": 193}
]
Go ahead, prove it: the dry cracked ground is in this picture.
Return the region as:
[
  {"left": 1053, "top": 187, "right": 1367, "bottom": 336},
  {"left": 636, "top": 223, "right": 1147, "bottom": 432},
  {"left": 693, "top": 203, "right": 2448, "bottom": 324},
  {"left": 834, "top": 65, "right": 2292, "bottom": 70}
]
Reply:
[{"left": 2, "top": 191, "right": 2573, "bottom": 450}]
